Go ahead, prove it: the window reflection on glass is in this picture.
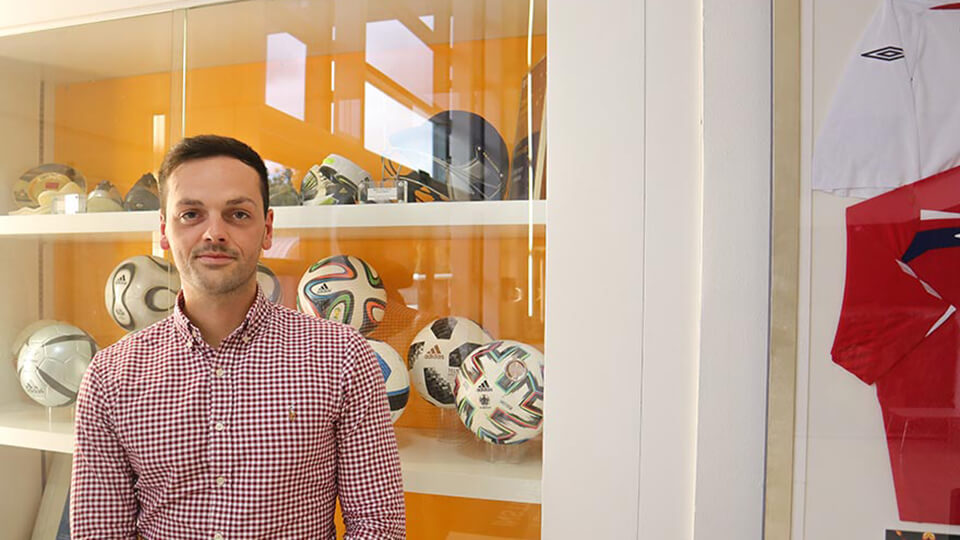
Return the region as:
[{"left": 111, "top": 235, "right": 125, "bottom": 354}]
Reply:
[
  {"left": 365, "top": 19, "right": 434, "bottom": 105},
  {"left": 338, "top": 98, "right": 362, "bottom": 140},
  {"left": 152, "top": 114, "right": 165, "bottom": 170},
  {"left": 265, "top": 32, "right": 306, "bottom": 120},
  {"left": 362, "top": 81, "right": 430, "bottom": 172}
]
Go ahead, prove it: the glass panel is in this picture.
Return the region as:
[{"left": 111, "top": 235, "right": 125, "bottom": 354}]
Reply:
[
  {"left": 0, "top": 1, "right": 546, "bottom": 536},
  {"left": 0, "top": 10, "right": 179, "bottom": 535},
  {"left": 183, "top": 0, "right": 546, "bottom": 538},
  {"left": 786, "top": 0, "right": 960, "bottom": 538}
]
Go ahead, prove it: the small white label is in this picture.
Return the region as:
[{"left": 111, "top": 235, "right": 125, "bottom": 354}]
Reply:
[
  {"left": 367, "top": 186, "right": 396, "bottom": 203},
  {"left": 52, "top": 193, "right": 85, "bottom": 214}
]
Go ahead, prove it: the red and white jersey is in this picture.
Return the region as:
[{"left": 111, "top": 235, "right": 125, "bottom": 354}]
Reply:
[
  {"left": 833, "top": 164, "right": 960, "bottom": 524},
  {"left": 814, "top": 1, "right": 960, "bottom": 197}
]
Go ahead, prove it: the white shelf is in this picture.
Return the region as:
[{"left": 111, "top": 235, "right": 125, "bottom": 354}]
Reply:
[
  {"left": 0, "top": 402, "right": 74, "bottom": 454},
  {"left": 396, "top": 427, "right": 542, "bottom": 504},
  {"left": 0, "top": 201, "right": 546, "bottom": 240},
  {"left": 0, "top": 403, "right": 542, "bottom": 503}
]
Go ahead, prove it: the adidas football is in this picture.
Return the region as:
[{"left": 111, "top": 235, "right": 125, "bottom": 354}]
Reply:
[
  {"left": 296, "top": 255, "right": 387, "bottom": 335},
  {"left": 256, "top": 262, "right": 283, "bottom": 303},
  {"left": 105, "top": 255, "right": 181, "bottom": 332},
  {"left": 16, "top": 321, "right": 98, "bottom": 407},
  {"left": 455, "top": 340, "right": 544, "bottom": 444},
  {"left": 10, "top": 319, "right": 59, "bottom": 359},
  {"left": 368, "top": 339, "right": 410, "bottom": 423},
  {"left": 408, "top": 316, "right": 493, "bottom": 408}
]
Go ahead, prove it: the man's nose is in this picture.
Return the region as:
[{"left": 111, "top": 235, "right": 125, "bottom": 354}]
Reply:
[{"left": 203, "top": 215, "right": 228, "bottom": 243}]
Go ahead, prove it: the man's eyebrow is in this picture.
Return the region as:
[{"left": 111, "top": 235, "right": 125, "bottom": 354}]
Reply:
[
  {"left": 173, "top": 197, "right": 256, "bottom": 207},
  {"left": 225, "top": 197, "right": 257, "bottom": 206},
  {"left": 174, "top": 198, "right": 204, "bottom": 207}
]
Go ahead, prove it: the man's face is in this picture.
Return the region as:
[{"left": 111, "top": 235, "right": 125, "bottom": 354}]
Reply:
[{"left": 160, "top": 156, "right": 273, "bottom": 299}]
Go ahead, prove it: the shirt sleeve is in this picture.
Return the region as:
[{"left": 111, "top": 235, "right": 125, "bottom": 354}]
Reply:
[
  {"left": 812, "top": 0, "right": 921, "bottom": 197},
  {"left": 70, "top": 358, "right": 140, "bottom": 539},
  {"left": 832, "top": 181, "right": 952, "bottom": 384},
  {"left": 336, "top": 334, "right": 406, "bottom": 539}
]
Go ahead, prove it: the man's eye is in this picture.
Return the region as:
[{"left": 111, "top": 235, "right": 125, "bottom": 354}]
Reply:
[
  {"left": 232, "top": 211, "right": 251, "bottom": 220},
  {"left": 179, "top": 211, "right": 198, "bottom": 220}
]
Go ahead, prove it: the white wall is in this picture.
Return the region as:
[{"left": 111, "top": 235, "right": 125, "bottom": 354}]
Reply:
[
  {"left": 545, "top": 0, "right": 772, "bottom": 538},
  {"left": 542, "top": 0, "right": 645, "bottom": 535},
  {"left": 639, "top": 0, "right": 701, "bottom": 539},
  {"left": 694, "top": 1, "right": 771, "bottom": 538}
]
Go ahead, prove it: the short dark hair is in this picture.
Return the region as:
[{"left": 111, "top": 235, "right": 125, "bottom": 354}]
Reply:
[{"left": 158, "top": 134, "right": 269, "bottom": 216}]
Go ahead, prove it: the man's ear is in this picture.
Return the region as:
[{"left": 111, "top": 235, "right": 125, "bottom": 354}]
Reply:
[
  {"left": 159, "top": 213, "right": 170, "bottom": 251},
  {"left": 262, "top": 208, "right": 274, "bottom": 251}
]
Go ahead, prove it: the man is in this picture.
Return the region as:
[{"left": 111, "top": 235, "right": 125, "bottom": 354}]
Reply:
[{"left": 71, "top": 135, "right": 406, "bottom": 539}]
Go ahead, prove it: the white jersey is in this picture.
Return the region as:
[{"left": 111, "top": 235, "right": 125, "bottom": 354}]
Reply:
[{"left": 814, "top": 0, "right": 960, "bottom": 198}]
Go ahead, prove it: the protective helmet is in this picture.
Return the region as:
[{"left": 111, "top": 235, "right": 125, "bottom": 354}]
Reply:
[{"left": 389, "top": 110, "right": 509, "bottom": 201}]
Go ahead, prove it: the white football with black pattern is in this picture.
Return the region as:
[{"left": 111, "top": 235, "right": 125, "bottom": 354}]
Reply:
[{"left": 407, "top": 316, "right": 493, "bottom": 408}]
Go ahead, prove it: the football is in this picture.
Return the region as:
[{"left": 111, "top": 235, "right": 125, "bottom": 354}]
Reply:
[
  {"left": 256, "top": 262, "right": 283, "bottom": 303},
  {"left": 408, "top": 316, "right": 493, "bottom": 408},
  {"left": 296, "top": 255, "right": 387, "bottom": 335},
  {"left": 367, "top": 339, "right": 410, "bottom": 423},
  {"left": 105, "top": 255, "right": 181, "bottom": 332},
  {"left": 454, "top": 340, "right": 544, "bottom": 444},
  {"left": 10, "top": 319, "right": 58, "bottom": 360},
  {"left": 16, "top": 321, "right": 98, "bottom": 407}
]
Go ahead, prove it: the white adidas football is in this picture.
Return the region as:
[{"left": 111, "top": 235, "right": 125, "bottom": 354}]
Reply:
[
  {"left": 454, "top": 340, "right": 544, "bottom": 444},
  {"left": 296, "top": 255, "right": 387, "bottom": 335},
  {"left": 16, "top": 321, "right": 98, "bottom": 407},
  {"left": 407, "top": 316, "right": 493, "bottom": 408}
]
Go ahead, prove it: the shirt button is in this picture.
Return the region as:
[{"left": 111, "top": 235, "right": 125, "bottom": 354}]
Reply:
[
  {"left": 213, "top": 534, "right": 224, "bottom": 540},
  {"left": 215, "top": 476, "right": 226, "bottom": 486},
  {"left": 241, "top": 334, "right": 251, "bottom": 343},
  {"left": 215, "top": 368, "right": 225, "bottom": 377},
  {"left": 214, "top": 422, "right": 225, "bottom": 431}
]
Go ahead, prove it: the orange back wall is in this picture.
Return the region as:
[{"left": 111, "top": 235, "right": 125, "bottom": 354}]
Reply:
[{"left": 53, "top": 35, "right": 545, "bottom": 539}]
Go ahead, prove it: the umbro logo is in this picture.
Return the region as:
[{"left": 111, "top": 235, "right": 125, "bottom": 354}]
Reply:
[
  {"left": 861, "top": 46, "right": 904, "bottom": 62},
  {"left": 424, "top": 345, "right": 444, "bottom": 360},
  {"left": 477, "top": 380, "right": 493, "bottom": 392}
]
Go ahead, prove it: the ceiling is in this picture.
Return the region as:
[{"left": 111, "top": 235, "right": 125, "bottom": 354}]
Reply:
[{"left": 0, "top": 0, "right": 547, "bottom": 83}]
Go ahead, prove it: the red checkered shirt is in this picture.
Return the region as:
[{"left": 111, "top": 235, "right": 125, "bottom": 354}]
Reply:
[{"left": 70, "top": 289, "right": 406, "bottom": 539}]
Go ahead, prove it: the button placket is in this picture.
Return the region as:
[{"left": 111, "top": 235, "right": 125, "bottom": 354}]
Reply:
[{"left": 208, "top": 348, "right": 233, "bottom": 524}]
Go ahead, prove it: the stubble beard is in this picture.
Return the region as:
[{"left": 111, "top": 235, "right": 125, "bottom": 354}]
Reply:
[{"left": 182, "top": 245, "right": 258, "bottom": 297}]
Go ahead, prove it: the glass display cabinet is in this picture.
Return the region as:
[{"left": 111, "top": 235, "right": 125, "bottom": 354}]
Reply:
[
  {"left": 772, "top": 0, "right": 960, "bottom": 538},
  {"left": 0, "top": 1, "right": 546, "bottom": 537}
]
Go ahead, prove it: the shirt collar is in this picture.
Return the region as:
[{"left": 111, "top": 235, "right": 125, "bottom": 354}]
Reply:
[{"left": 172, "top": 285, "right": 271, "bottom": 346}]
